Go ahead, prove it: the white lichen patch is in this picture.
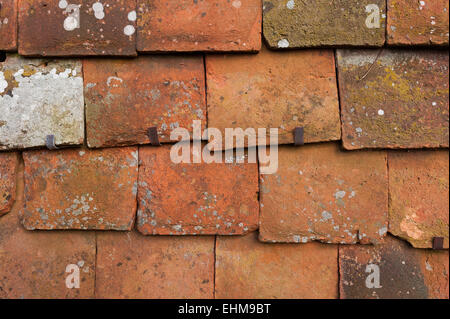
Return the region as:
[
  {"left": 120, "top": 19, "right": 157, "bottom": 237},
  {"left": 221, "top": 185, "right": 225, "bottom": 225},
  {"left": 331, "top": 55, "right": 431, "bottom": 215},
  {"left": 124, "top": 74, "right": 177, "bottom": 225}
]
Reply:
[
  {"left": 0, "top": 72, "right": 7, "bottom": 93},
  {"left": 128, "top": 11, "right": 137, "bottom": 21},
  {"left": 277, "top": 39, "right": 290, "bottom": 48},
  {"left": 287, "top": 0, "right": 295, "bottom": 10},
  {"left": 0, "top": 17, "right": 8, "bottom": 28},
  {"left": 59, "top": 0, "right": 68, "bottom": 9},
  {"left": 0, "top": 55, "right": 84, "bottom": 150},
  {"left": 92, "top": 2, "right": 105, "bottom": 20},
  {"left": 232, "top": 1, "right": 242, "bottom": 9},
  {"left": 378, "top": 226, "right": 387, "bottom": 236},
  {"left": 65, "top": 193, "right": 96, "bottom": 217},
  {"left": 123, "top": 10, "right": 137, "bottom": 36},
  {"left": 321, "top": 210, "right": 333, "bottom": 221},
  {"left": 123, "top": 25, "right": 135, "bottom": 36},
  {"left": 334, "top": 190, "right": 346, "bottom": 199}
]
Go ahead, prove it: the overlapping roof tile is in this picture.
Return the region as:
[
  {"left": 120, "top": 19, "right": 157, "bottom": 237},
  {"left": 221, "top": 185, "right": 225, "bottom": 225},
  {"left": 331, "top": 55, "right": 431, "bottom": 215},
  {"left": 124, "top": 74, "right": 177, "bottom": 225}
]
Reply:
[
  {"left": 83, "top": 55, "right": 206, "bottom": 147},
  {"left": 0, "top": 0, "right": 448, "bottom": 299}
]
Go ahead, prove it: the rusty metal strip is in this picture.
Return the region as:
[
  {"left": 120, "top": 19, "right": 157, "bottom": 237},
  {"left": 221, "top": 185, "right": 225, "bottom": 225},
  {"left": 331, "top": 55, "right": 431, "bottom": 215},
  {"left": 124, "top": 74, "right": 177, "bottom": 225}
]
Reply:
[
  {"left": 432, "top": 237, "right": 444, "bottom": 250},
  {"left": 147, "top": 127, "right": 161, "bottom": 146},
  {"left": 45, "top": 135, "right": 59, "bottom": 150},
  {"left": 293, "top": 127, "right": 304, "bottom": 146}
]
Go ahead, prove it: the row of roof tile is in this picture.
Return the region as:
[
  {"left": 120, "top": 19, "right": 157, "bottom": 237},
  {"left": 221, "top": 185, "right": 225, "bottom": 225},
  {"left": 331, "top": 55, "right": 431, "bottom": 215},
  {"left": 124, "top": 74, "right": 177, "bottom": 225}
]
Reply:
[
  {"left": 1, "top": 191, "right": 448, "bottom": 298},
  {"left": 1, "top": 143, "right": 448, "bottom": 249},
  {"left": 1, "top": 0, "right": 449, "bottom": 54},
  {"left": 1, "top": 158, "right": 448, "bottom": 298},
  {"left": 1, "top": 48, "right": 448, "bottom": 150}
]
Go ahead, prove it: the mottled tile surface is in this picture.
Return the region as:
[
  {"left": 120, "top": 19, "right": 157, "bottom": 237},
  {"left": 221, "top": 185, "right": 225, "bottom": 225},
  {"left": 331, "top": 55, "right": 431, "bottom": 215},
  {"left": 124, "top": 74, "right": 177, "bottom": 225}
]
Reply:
[
  {"left": 337, "top": 49, "right": 449, "bottom": 149},
  {"left": 137, "top": 0, "right": 261, "bottom": 52},
  {"left": 206, "top": 46, "right": 340, "bottom": 148},
  {"left": 19, "top": 0, "right": 136, "bottom": 56},
  {"left": 0, "top": 54, "right": 84, "bottom": 150},
  {"left": 216, "top": 232, "right": 338, "bottom": 298},
  {"left": 0, "top": 0, "right": 18, "bottom": 50},
  {"left": 388, "top": 0, "right": 449, "bottom": 46},
  {"left": 96, "top": 232, "right": 214, "bottom": 298},
  {"left": 0, "top": 152, "right": 18, "bottom": 216},
  {"left": 259, "top": 143, "right": 388, "bottom": 244},
  {"left": 137, "top": 145, "right": 259, "bottom": 235},
  {"left": 263, "top": 0, "right": 385, "bottom": 48},
  {"left": 22, "top": 147, "right": 138, "bottom": 230},
  {"left": 340, "top": 236, "right": 449, "bottom": 299},
  {"left": 389, "top": 150, "right": 449, "bottom": 248},
  {"left": 84, "top": 55, "right": 205, "bottom": 148},
  {"left": 0, "top": 163, "right": 96, "bottom": 298}
]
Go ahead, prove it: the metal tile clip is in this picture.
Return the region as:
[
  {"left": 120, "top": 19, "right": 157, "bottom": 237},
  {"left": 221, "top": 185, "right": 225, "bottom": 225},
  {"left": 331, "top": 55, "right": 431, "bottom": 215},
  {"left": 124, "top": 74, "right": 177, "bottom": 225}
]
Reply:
[
  {"left": 46, "top": 135, "right": 59, "bottom": 150},
  {"left": 293, "top": 127, "right": 304, "bottom": 146},
  {"left": 432, "top": 237, "right": 444, "bottom": 250},
  {"left": 147, "top": 127, "right": 161, "bottom": 146}
]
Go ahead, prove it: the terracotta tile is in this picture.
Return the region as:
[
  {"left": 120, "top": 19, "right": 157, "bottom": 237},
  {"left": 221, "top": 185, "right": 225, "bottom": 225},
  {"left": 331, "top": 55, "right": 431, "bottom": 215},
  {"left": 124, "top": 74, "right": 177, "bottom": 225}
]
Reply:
[
  {"left": 84, "top": 55, "right": 205, "bottom": 148},
  {"left": 215, "top": 232, "right": 338, "bottom": 298},
  {"left": 388, "top": 0, "right": 449, "bottom": 46},
  {"left": 96, "top": 231, "right": 214, "bottom": 298},
  {"left": 137, "top": 145, "right": 259, "bottom": 235},
  {"left": 137, "top": 0, "right": 261, "bottom": 52},
  {"left": 0, "top": 0, "right": 18, "bottom": 50},
  {"left": 259, "top": 143, "right": 388, "bottom": 244},
  {"left": 18, "top": 0, "right": 136, "bottom": 56},
  {"left": 206, "top": 46, "right": 340, "bottom": 148},
  {"left": 389, "top": 150, "right": 449, "bottom": 248},
  {"left": 340, "top": 235, "right": 449, "bottom": 299},
  {"left": 337, "top": 49, "right": 449, "bottom": 150},
  {"left": 0, "top": 54, "right": 84, "bottom": 150},
  {"left": 263, "top": 0, "right": 385, "bottom": 49},
  {"left": 0, "top": 152, "right": 18, "bottom": 216},
  {"left": 22, "top": 147, "right": 138, "bottom": 230},
  {"left": 0, "top": 163, "right": 95, "bottom": 298}
]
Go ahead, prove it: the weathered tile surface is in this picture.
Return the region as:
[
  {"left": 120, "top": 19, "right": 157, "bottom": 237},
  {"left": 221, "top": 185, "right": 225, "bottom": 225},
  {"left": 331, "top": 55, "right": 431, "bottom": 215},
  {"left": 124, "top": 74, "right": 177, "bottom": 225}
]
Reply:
[
  {"left": 216, "top": 232, "right": 338, "bottom": 298},
  {"left": 388, "top": 0, "right": 449, "bottom": 46},
  {"left": 137, "top": 145, "right": 259, "bottom": 235},
  {"left": 18, "top": 0, "right": 136, "bottom": 56},
  {"left": 206, "top": 46, "right": 340, "bottom": 148},
  {"left": 0, "top": 54, "right": 84, "bottom": 150},
  {"left": 263, "top": 0, "right": 385, "bottom": 49},
  {"left": 389, "top": 150, "right": 449, "bottom": 249},
  {"left": 84, "top": 55, "right": 205, "bottom": 148},
  {"left": 96, "top": 232, "right": 214, "bottom": 298},
  {"left": 340, "top": 235, "right": 449, "bottom": 299},
  {"left": 337, "top": 49, "right": 449, "bottom": 150},
  {"left": 0, "top": 163, "right": 96, "bottom": 298},
  {"left": 137, "top": 0, "right": 261, "bottom": 52},
  {"left": 22, "top": 147, "right": 138, "bottom": 230},
  {"left": 259, "top": 143, "right": 388, "bottom": 244},
  {"left": 0, "top": 0, "right": 18, "bottom": 50},
  {"left": 0, "top": 152, "right": 18, "bottom": 216}
]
